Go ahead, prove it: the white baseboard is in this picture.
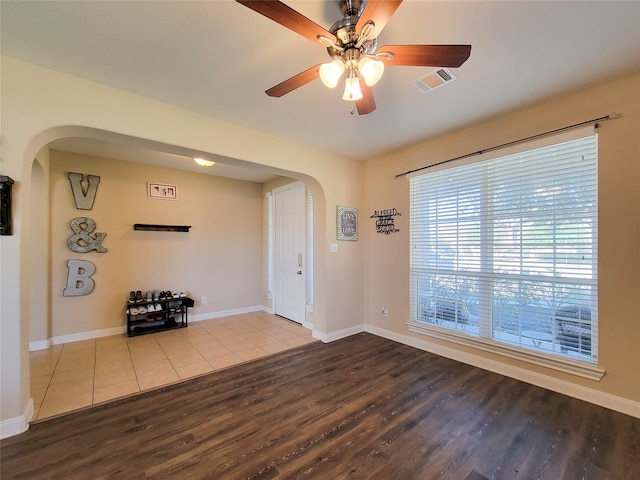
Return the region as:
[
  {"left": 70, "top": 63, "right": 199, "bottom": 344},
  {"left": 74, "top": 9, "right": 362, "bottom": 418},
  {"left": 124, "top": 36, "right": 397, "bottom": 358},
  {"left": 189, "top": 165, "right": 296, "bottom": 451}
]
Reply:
[
  {"left": 51, "top": 326, "right": 127, "bottom": 345},
  {"left": 194, "top": 305, "right": 318, "bottom": 334},
  {"left": 365, "top": 324, "right": 640, "bottom": 419},
  {"left": 189, "top": 305, "right": 267, "bottom": 323},
  {"left": 315, "top": 324, "right": 365, "bottom": 343},
  {"left": 0, "top": 398, "right": 33, "bottom": 440},
  {"left": 29, "top": 306, "right": 273, "bottom": 351},
  {"left": 29, "top": 339, "right": 51, "bottom": 351},
  {"left": 29, "top": 326, "right": 127, "bottom": 351}
]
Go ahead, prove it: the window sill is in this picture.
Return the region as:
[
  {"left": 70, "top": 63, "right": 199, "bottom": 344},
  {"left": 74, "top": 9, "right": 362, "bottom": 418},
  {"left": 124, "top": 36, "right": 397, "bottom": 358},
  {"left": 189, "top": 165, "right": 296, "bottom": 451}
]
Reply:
[{"left": 407, "top": 321, "right": 605, "bottom": 381}]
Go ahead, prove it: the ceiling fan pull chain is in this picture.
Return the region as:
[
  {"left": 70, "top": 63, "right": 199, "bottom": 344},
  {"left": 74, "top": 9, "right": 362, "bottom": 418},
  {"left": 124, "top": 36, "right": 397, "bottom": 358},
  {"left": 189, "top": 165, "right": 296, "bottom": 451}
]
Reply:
[{"left": 349, "top": 103, "right": 356, "bottom": 115}]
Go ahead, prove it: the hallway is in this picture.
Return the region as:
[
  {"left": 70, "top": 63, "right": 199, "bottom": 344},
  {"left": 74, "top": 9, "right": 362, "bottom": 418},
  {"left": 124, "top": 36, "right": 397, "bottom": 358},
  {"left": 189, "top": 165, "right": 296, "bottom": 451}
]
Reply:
[{"left": 29, "top": 312, "right": 316, "bottom": 421}]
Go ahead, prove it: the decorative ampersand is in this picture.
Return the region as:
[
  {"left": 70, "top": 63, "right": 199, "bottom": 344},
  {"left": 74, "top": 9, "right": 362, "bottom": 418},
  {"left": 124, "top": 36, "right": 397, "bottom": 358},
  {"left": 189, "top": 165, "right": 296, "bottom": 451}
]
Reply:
[{"left": 67, "top": 217, "right": 108, "bottom": 253}]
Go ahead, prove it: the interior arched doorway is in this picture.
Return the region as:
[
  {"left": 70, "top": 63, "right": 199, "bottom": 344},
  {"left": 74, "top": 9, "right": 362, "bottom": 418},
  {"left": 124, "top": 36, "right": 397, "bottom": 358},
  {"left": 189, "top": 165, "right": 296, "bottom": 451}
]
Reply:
[{"left": 24, "top": 126, "right": 327, "bottom": 421}]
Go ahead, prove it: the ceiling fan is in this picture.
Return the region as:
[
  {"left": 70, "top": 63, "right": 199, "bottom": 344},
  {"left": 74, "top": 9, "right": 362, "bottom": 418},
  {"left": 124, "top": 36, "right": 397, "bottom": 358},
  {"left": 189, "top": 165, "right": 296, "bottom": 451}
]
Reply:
[{"left": 236, "top": 0, "right": 471, "bottom": 115}]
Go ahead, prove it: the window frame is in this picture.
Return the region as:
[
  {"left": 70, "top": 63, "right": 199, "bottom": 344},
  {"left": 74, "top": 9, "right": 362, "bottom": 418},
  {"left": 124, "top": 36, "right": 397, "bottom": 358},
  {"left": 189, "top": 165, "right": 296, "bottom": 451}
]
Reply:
[{"left": 408, "top": 126, "right": 604, "bottom": 381}]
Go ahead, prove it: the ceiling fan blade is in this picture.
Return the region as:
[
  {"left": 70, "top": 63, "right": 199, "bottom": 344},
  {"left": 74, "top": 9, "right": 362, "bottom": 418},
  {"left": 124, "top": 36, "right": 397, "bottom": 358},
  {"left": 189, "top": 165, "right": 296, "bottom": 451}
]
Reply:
[
  {"left": 356, "top": 0, "right": 403, "bottom": 39},
  {"left": 265, "top": 64, "right": 321, "bottom": 97},
  {"left": 378, "top": 45, "right": 472, "bottom": 67},
  {"left": 236, "top": 0, "right": 336, "bottom": 46},
  {"left": 356, "top": 80, "right": 376, "bottom": 115}
]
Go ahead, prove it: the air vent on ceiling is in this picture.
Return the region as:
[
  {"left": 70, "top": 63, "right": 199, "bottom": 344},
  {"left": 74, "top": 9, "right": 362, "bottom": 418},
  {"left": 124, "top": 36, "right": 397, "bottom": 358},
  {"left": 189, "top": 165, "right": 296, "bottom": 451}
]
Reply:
[{"left": 411, "top": 67, "right": 458, "bottom": 94}]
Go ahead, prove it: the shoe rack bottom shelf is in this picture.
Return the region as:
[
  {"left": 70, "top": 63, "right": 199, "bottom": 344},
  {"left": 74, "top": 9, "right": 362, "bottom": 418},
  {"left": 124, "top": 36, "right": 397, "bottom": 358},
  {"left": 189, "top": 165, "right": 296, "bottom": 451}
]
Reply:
[
  {"left": 128, "top": 321, "right": 186, "bottom": 337},
  {"left": 126, "top": 297, "right": 194, "bottom": 337}
]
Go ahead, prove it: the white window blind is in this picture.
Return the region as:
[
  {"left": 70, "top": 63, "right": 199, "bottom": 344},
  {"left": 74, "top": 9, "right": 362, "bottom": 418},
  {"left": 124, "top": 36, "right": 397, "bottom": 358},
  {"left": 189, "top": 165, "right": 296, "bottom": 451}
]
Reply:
[{"left": 409, "top": 127, "right": 598, "bottom": 362}]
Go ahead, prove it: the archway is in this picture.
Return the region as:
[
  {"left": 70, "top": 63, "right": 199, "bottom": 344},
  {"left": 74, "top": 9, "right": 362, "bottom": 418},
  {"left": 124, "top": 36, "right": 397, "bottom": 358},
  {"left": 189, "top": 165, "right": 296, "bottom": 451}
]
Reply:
[{"left": 22, "top": 126, "right": 328, "bottom": 421}]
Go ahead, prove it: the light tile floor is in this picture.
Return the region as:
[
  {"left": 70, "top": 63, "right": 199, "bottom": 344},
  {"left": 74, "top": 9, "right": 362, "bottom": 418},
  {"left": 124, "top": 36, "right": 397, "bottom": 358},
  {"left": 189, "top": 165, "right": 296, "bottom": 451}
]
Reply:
[{"left": 30, "top": 312, "right": 316, "bottom": 421}]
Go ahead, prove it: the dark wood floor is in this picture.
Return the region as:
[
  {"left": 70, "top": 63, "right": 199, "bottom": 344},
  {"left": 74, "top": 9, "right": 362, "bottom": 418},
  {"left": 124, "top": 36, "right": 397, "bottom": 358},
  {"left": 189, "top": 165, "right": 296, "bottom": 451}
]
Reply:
[{"left": 2, "top": 333, "right": 638, "bottom": 479}]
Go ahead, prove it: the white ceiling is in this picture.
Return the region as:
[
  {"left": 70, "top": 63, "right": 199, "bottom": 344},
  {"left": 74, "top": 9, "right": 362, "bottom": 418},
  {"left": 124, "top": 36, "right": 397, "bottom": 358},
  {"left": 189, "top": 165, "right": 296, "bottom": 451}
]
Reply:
[{"left": 2, "top": 1, "right": 640, "bottom": 182}]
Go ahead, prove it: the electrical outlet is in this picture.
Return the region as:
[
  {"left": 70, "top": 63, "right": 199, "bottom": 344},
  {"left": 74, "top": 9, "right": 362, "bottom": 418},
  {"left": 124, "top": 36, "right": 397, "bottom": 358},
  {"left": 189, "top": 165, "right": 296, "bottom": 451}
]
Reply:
[
  {"left": 201, "top": 296, "right": 207, "bottom": 304},
  {"left": 382, "top": 307, "right": 388, "bottom": 317}
]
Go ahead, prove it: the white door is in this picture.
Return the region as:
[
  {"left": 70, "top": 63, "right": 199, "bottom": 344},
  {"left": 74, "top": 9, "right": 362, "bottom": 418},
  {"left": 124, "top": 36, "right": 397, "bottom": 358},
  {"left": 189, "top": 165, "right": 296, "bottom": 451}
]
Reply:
[{"left": 274, "top": 183, "right": 306, "bottom": 324}]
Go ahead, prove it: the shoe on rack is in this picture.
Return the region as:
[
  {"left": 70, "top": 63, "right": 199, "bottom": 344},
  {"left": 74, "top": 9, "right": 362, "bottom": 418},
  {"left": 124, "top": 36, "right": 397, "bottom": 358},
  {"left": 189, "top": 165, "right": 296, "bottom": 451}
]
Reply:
[
  {"left": 153, "top": 290, "right": 159, "bottom": 301},
  {"left": 155, "top": 303, "right": 162, "bottom": 312},
  {"left": 147, "top": 304, "right": 155, "bottom": 312},
  {"left": 172, "top": 291, "right": 180, "bottom": 299},
  {"left": 145, "top": 291, "right": 153, "bottom": 302},
  {"left": 138, "top": 306, "right": 148, "bottom": 314},
  {"left": 128, "top": 291, "right": 136, "bottom": 303},
  {"left": 135, "top": 291, "right": 143, "bottom": 302},
  {"left": 130, "top": 307, "right": 140, "bottom": 315},
  {"left": 179, "top": 291, "right": 187, "bottom": 298}
]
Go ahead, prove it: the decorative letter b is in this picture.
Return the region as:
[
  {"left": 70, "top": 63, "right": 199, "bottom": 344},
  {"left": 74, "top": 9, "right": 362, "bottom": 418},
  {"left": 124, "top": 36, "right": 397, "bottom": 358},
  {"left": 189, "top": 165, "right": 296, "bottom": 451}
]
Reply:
[{"left": 63, "top": 259, "right": 96, "bottom": 296}]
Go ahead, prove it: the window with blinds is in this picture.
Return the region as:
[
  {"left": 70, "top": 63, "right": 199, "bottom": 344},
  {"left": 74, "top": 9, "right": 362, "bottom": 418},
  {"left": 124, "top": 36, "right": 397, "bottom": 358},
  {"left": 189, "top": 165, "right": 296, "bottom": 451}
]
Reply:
[{"left": 409, "top": 127, "right": 598, "bottom": 363}]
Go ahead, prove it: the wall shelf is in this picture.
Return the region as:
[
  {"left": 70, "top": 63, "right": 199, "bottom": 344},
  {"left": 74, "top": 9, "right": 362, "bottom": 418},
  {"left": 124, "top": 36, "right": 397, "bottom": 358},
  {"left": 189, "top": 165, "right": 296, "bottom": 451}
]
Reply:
[{"left": 133, "top": 224, "right": 191, "bottom": 232}]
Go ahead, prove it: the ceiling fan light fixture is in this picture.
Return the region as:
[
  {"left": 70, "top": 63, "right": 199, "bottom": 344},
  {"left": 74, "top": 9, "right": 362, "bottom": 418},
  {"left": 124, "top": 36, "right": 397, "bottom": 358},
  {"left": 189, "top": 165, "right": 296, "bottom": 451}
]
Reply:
[
  {"left": 194, "top": 157, "right": 215, "bottom": 167},
  {"left": 358, "top": 56, "right": 384, "bottom": 86},
  {"left": 342, "top": 75, "right": 363, "bottom": 101},
  {"left": 319, "top": 59, "right": 346, "bottom": 88},
  {"left": 236, "top": 0, "right": 472, "bottom": 115}
]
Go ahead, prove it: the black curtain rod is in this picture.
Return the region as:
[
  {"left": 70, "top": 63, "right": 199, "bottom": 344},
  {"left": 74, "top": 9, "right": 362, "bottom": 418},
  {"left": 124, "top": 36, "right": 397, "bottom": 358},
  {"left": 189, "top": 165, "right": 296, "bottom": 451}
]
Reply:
[{"left": 395, "top": 112, "right": 620, "bottom": 179}]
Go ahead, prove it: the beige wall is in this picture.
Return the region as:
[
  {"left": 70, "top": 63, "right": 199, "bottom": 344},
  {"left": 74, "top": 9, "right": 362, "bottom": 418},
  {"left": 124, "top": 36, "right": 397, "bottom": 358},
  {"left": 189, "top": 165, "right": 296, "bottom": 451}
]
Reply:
[
  {"left": 363, "top": 74, "right": 640, "bottom": 407},
  {"left": 44, "top": 150, "right": 265, "bottom": 341}
]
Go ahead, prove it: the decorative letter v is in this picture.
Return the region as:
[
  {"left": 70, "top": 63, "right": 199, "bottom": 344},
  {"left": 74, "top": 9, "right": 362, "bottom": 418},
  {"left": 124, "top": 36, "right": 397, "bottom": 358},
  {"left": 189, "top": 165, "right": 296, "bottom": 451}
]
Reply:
[{"left": 68, "top": 172, "right": 100, "bottom": 210}]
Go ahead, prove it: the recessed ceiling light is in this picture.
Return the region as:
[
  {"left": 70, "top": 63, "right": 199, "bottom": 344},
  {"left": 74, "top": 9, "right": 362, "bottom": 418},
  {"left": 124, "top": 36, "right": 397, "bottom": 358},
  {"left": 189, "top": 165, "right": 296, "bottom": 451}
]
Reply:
[{"left": 194, "top": 157, "right": 215, "bottom": 167}]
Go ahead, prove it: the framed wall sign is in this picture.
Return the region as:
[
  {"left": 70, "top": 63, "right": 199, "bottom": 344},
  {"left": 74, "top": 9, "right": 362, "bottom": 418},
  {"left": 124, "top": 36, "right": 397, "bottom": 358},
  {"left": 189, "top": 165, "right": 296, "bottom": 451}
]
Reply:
[
  {"left": 148, "top": 182, "right": 178, "bottom": 200},
  {"left": 337, "top": 205, "right": 358, "bottom": 241},
  {"left": 370, "top": 208, "right": 401, "bottom": 235}
]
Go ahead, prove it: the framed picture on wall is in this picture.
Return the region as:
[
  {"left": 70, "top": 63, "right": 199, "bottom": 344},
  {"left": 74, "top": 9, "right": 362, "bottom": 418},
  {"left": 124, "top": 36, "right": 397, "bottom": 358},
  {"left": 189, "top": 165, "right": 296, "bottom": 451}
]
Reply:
[
  {"left": 147, "top": 182, "right": 178, "bottom": 200},
  {"left": 337, "top": 205, "right": 358, "bottom": 241}
]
